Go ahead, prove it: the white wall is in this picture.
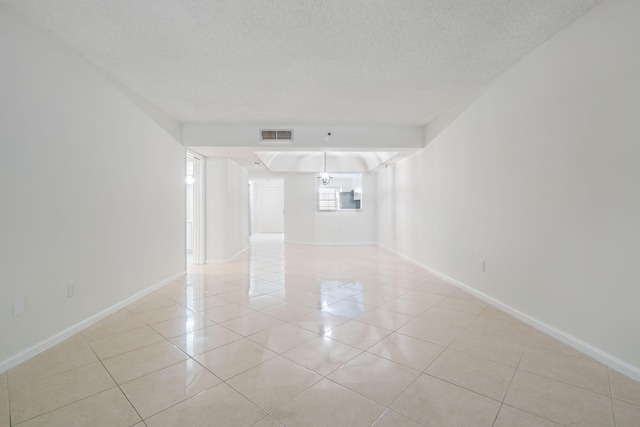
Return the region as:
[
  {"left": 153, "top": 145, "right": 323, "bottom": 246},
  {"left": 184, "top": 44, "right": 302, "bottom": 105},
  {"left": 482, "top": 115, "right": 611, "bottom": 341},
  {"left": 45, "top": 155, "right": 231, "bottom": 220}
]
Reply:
[
  {"left": 250, "top": 180, "right": 285, "bottom": 234},
  {"left": 285, "top": 173, "right": 377, "bottom": 245},
  {"left": 0, "top": 6, "right": 185, "bottom": 369},
  {"left": 284, "top": 175, "right": 317, "bottom": 243},
  {"left": 205, "top": 158, "right": 249, "bottom": 262},
  {"left": 378, "top": 0, "right": 640, "bottom": 378}
]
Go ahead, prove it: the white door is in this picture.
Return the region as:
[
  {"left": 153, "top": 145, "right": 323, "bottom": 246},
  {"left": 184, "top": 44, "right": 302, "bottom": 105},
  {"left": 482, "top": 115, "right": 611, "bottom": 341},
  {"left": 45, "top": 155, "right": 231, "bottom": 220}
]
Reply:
[{"left": 260, "top": 185, "right": 284, "bottom": 233}]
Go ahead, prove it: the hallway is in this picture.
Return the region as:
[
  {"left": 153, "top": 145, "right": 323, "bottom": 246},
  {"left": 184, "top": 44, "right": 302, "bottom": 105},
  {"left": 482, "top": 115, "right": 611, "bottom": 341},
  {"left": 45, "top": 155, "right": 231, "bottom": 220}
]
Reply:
[{"left": 2, "top": 235, "right": 639, "bottom": 426}]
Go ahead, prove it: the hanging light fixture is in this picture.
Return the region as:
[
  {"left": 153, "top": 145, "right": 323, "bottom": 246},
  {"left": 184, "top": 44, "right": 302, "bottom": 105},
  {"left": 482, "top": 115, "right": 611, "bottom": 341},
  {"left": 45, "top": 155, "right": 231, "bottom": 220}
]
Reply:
[{"left": 319, "top": 151, "right": 332, "bottom": 185}]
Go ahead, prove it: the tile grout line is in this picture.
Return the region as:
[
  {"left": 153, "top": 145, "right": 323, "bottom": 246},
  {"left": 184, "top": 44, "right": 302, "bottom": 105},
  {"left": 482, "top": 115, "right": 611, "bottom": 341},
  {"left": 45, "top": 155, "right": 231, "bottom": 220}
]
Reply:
[
  {"left": 608, "top": 367, "right": 618, "bottom": 427},
  {"left": 4, "top": 371, "right": 13, "bottom": 427},
  {"left": 494, "top": 326, "right": 564, "bottom": 427},
  {"left": 487, "top": 302, "right": 534, "bottom": 427},
  {"left": 79, "top": 333, "right": 146, "bottom": 426}
]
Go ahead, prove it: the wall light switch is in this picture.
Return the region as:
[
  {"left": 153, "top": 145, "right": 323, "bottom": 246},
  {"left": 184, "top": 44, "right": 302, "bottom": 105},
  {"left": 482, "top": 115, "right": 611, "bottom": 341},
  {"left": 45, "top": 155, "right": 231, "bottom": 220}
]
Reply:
[
  {"left": 68, "top": 282, "right": 77, "bottom": 297},
  {"left": 13, "top": 297, "right": 25, "bottom": 317}
]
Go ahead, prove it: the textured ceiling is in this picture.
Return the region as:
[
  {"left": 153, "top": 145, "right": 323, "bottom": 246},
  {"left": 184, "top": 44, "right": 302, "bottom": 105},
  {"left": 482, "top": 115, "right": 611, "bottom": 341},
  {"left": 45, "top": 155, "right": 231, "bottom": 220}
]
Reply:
[{"left": 3, "top": 0, "right": 600, "bottom": 126}]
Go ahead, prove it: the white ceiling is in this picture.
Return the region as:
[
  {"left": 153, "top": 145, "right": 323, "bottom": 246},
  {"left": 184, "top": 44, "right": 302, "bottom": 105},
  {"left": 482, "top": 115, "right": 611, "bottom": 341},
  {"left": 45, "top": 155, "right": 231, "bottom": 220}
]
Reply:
[{"left": 3, "top": 0, "right": 601, "bottom": 173}]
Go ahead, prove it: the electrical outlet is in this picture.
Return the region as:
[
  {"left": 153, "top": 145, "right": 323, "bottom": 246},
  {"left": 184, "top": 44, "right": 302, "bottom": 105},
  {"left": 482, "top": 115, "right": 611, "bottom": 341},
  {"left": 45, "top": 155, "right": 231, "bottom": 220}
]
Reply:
[
  {"left": 67, "top": 282, "right": 78, "bottom": 297},
  {"left": 481, "top": 261, "right": 486, "bottom": 272},
  {"left": 13, "top": 297, "right": 25, "bottom": 317}
]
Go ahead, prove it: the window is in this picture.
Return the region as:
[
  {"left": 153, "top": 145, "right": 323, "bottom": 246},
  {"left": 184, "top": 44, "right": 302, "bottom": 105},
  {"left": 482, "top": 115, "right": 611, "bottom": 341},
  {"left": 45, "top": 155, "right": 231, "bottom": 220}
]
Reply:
[
  {"left": 317, "top": 173, "right": 362, "bottom": 211},
  {"left": 318, "top": 187, "right": 339, "bottom": 211}
]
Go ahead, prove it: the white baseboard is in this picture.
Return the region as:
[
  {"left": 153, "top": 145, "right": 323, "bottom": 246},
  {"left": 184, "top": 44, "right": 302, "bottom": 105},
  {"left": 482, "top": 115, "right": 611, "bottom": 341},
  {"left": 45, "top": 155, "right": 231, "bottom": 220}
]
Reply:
[
  {"left": 205, "top": 247, "right": 248, "bottom": 264},
  {"left": 379, "top": 243, "right": 640, "bottom": 382},
  {"left": 0, "top": 270, "right": 185, "bottom": 373}
]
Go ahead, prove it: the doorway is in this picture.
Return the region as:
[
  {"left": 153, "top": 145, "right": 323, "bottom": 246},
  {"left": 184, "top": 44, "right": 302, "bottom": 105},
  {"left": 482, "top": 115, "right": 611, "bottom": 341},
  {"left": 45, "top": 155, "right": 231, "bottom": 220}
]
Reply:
[
  {"left": 186, "top": 151, "right": 205, "bottom": 264},
  {"left": 250, "top": 179, "right": 284, "bottom": 235}
]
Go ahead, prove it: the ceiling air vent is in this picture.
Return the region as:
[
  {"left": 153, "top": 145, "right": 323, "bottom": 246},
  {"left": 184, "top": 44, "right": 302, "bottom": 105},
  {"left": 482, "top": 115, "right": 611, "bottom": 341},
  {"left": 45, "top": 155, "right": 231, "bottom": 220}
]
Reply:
[{"left": 261, "top": 130, "right": 293, "bottom": 142}]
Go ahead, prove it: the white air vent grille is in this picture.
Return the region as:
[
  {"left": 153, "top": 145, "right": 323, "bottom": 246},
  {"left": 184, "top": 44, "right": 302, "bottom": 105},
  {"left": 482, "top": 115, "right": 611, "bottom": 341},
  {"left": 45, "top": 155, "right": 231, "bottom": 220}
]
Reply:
[{"left": 261, "top": 130, "right": 293, "bottom": 141}]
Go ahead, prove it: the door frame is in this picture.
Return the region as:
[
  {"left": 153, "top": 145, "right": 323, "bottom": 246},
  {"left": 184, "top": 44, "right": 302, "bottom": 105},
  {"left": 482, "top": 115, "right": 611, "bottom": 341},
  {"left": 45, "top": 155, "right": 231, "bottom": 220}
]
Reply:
[{"left": 187, "top": 150, "right": 206, "bottom": 264}]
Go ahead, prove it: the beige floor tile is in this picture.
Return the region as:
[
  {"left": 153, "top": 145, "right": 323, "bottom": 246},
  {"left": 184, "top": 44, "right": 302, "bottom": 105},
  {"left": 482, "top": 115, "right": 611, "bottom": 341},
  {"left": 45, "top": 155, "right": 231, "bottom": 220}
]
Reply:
[
  {"left": 102, "top": 341, "right": 187, "bottom": 384},
  {"left": 397, "top": 318, "right": 463, "bottom": 347},
  {"left": 221, "top": 311, "right": 285, "bottom": 337},
  {"left": 9, "top": 362, "right": 115, "bottom": 425},
  {"left": 252, "top": 415, "right": 284, "bottom": 427},
  {"left": 328, "top": 352, "right": 421, "bottom": 406},
  {"left": 248, "top": 323, "right": 318, "bottom": 354},
  {"left": 265, "top": 287, "right": 316, "bottom": 300},
  {"left": 371, "top": 409, "right": 423, "bottom": 427},
  {"left": 6, "top": 238, "right": 626, "bottom": 426},
  {"left": 419, "top": 306, "right": 478, "bottom": 329},
  {"left": 610, "top": 369, "right": 640, "bottom": 405},
  {"left": 15, "top": 387, "right": 140, "bottom": 427},
  {"left": 155, "top": 279, "right": 189, "bottom": 294},
  {"left": 504, "top": 370, "right": 614, "bottom": 426},
  {"left": 397, "top": 290, "right": 448, "bottom": 306},
  {"left": 135, "top": 304, "right": 195, "bottom": 325},
  {"left": 0, "top": 373, "right": 8, "bottom": 427},
  {"left": 613, "top": 398, "right": 640, "bottom": 427},
  {"left": 81, "top": 310, "right": 146, "bottom": 341},
  {"left": 227, "top": 356, "right": 322, "bottom": 411},
  {"left": 480, "top": 305, "right": 523, "bottom": 323},
  {"left": 292, "top": 293, "right": 340, "bottom": 310},
  {"left": 194, "top": 339, "right": 276, "bottom": 380},
  {"left": 250, "top": 281, "right": 286, "bottom": 294},
  {"left": 236, "top": 295, "right": 286, "bottom": 311},
  {"left": 425, "top": 349, "right": 515, "bottom": 401},
  {"left": 436, "top": 295, "right": 488, "bottom": 315},
  {"left": 150, "top": 313, "right": 214, "bottom": 338},
  {"left": 391, "top": 374, "right": 500, "bottom": 427},
  {"left": 319, "top": 284, "right": 363, "bottom": 301},
  {"left": 519, "top": 346, "right": 610, "bottom": 396},
  {"left": 170, "top": 324, "right": 243, "bottom": 356},
  {"left": 271, "top": 378, "right": 385, "bottom": 427},
  {"left": 378, "top": 298, "right": 431, "bottom": 316},
  {"left": 182, "top": 294, "right": 231, "bottom": 312},
  {"left": 86, "top": 325, "right": 164, "bottom": 359},
  {"left": 126, "top": 292, "right": 175, "bottom": 314},
  {"left": 344, "top": 291, "right": 396, "bottom": 307},
  {"left": 358, "top": 307, "right": 414, "bottom": 331},
  {"left": 493, "top": 404, "right": 562, "bottom": 427},
  {"left": 449, "top": 289, "right": 478, "bottom": 300},
  {"left": 201, "top": 282, "right": 243, "bottom": 296},
  {"left": 449, "top": 329, "right": 527, "bottom": 368},
  {"left": 466, "top": 315, "right": 533, "bottom": 346},
  {"left": 385, "top": 278, "right": 424, "bottom": 290},
  {"left": 8, "top": 335, "right": 97, "bottom": 390},
  {"left": 290, "top": 310, "right": 350, "bottom": 334},
  {"left": 204, "top": 302, "right": 254, "bottom": 323},
  {"left": 218, "top": 288, "right": 261, "bottom": 302},
  {"left": 120, "top": 359, "right": 220, "bottom": 419},
  {"left": 282, "top": 336, "right": 362, "bottom": 376},
  {"left": 367, "top": 332, "right": 445, "bottom": 372},
  {"left": 144, "top": 382, "right": 265, "bottom": 427},
  {"left": 526, "top": 331, "right": 594, "bottom": 361},
  {"left": 415, "top": 279, "right": 457, "bottom": 295},
  {"left": 327, "top": 320, "right": 392, "bottom": 350},
  {"left": 321, "top": 299, "right": 369, "bottom": 318},
  {"left": 260, "top": 301, "right": 316, "bottom": 321},
  {"left": 373, "top": 284, "right": 412, "bottom": 298},
  {"left": 158, "top": 287, "right": 208, "bottom": 305}
]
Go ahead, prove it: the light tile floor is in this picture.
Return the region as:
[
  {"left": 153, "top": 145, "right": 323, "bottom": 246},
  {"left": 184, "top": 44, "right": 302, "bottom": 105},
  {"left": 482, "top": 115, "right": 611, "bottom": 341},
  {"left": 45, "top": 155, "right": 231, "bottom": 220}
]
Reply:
[{"left": 2, "top": 235, "right": 639, "bottom": 426}]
